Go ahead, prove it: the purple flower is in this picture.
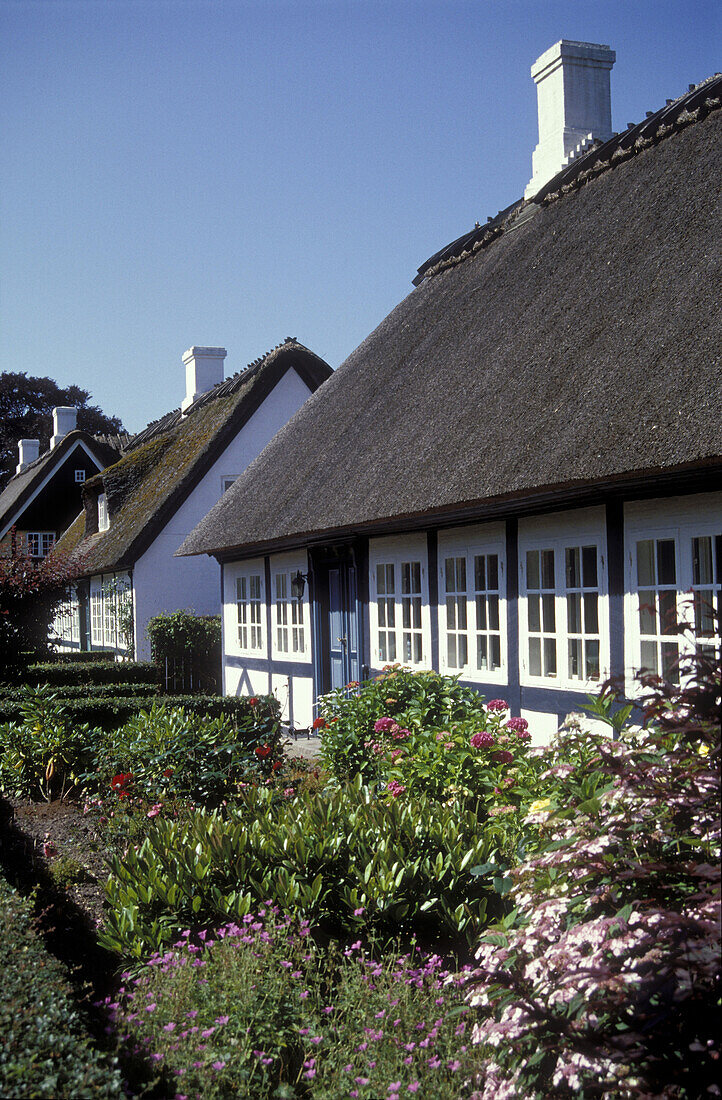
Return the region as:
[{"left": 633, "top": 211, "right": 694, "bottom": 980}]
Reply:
[
  {"left": 470, "top": 730, "right": 495, "bottom": 749},
  {"left": 201, "top": 1027, "right": 215, "bottom": 1038},
  {"left": 506, "top": 715, "right": 529, "bottom": 733},
  {"left": 212, "top": 1061, "right": 226, "bottom": 1071},
  {"left": 163, "top": 1022, "right": 176, "bottom": 1032},
  {"left": 374, "top": 717, "right": 395, "bottom": 733},
  {"left": 408, "top": 1084, "right": 421, "bottom": 1094},
  {"left": 487, "top": 698, "right": 508, "bottom": 711},
  {"left": 215, "top": 1015, "right": 229, "bottom": 1025}
]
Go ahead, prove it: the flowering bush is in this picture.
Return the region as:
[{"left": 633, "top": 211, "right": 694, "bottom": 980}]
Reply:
[
  {"left": 104, "top": 904, "right": 478, "bottom": 1099},
  {"left": 318, "top": 667, "right": 534, "bottom": 803},
  {"left": 466, "top": 653, "right": 721, "bottom": 1098},
  {"left": 94, "top": 700, "right": 282, "bottom": 807},
  {"left": 0, "top": 540, "right": 78, "bottom": 672}
]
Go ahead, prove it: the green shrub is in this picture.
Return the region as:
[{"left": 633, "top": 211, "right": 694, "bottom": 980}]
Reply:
[
  {"left": 49, "top": 650, "right": 117, "bottom": 663},
  {"left": 0, "top": 685, "right": 99, "bottom": 800},
  {"left": 317, "top": 666, "right": 536, "bottom": 803},
  {"left": 317, "top": 665, "right": 490, "bottom": 780},
  {"left": 147, "top": 609, "right": 221, "bottom": 693},
  {"left": 106, "top": 906, "right": 477, "bottom": 1099},
  {"left": 100, "top": 777, "right": 515, "bottom": 960},
  {"left": 0, "top": 692, "right": 271, "bottom": 732},
  {"left": 0, "top": 875, "right": 123, "bottom": 1098},
  {"left": 0, "top": 682, "right": 159, "bottom": 701},
  {"left": 17, "top": 660, "right": 160, "bottom": 687},
  {"left": 94, "top": 699, "right": 282, "bottom": 805}
]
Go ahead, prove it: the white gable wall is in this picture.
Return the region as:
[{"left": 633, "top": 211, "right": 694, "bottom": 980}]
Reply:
[{"left": 132, "top": 367, "right": 314, "bottom": 660}]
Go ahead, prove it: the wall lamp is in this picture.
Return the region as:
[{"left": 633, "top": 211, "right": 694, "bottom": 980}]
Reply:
[{"left": 291, "top": 570, "right": 309, "bottom": 601}]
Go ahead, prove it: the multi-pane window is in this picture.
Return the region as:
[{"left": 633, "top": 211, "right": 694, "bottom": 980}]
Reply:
[
  {"left": 401, "top": 561, "right": 423, "bottom": 664},
  {"left": 521, "top": 530, "right": 605, "bottom": 688},
  {"left": 103, "top": 581, "right": 116, "bottom": 648},
  {"left": 90, "top": 585, "right": 103, "bottom": 645},
  {"left": 444, "top": 557, "right": 468, "bottom": 669},
  {"left": 635, "top": 538, "right": 680, "bottom": 680},
  {"left": 691, "top": 534, "right": 721, "bottom": 659},
  {"left": 474, "top": 553, "right": 502, "bottom": 674},
  {"left": 376, "top": 563, "right": 396, "bottom": 662},
  {"left": 74, "top": 469, "right": 86, "bottom": 483},
  {"left": 98, "top": 494, "right": 109, "bottom": 531},
  {"left": 26, "top": 532, "right": 55, "bottom": 558},
  {"left": 236, "top": 574, "right": 263, "bottom": 651},
  {"left": 565, "top": 546, "right": 601, "bottom": 682},
  {"left": 526, "top": 548, "right": 557, "bottom": 678},
  {"left": 274, "top": 572, "right": 305, "bottom": 655},
  {"left": 371, "top": 548, "right": 427, "bottom": 667}
]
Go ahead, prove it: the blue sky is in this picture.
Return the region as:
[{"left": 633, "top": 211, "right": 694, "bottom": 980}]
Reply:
[{"left": 2, "top": 0, "right": 719, "bottom": 433}]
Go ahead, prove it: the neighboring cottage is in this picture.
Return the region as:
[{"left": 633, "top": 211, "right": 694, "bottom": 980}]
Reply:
[
  {"left": 54, "top": 340, "right": 332, "bottom": 658},
  {"left": 0, "top": 406, "right": 124, "bottom": 563},
  {"left": 179, "top": 42, "right": 722, "bottom": 739}
]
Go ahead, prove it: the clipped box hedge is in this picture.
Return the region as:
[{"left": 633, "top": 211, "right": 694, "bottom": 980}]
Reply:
[
  {"left": 48, "top": 651, "right": 118, "bottom": 664},
  {"left": 17, "top": 661, "right": 161, "bottom": 688},
  {"left": 0, "top": 693, "right": 277, "bottom": 732},
  {"left": 0, "top": 875, "right": 123, "bottom": 1098},
  {"left": 0, "top": 682, "right": 160, "bottom": 702}
]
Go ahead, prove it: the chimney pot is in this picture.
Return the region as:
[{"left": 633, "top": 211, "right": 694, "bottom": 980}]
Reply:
[
  {"left": 181, "top": 346, "right": 227, "bottom": 413},
  {"left": 525, "top": 39, "right": 616, "bottom": 200},
  {"left": 16, "top": 439, "right": 40, "bottom": 474},
  {"left": 50, "top": 407, "right": 77, "bottom": 449}
]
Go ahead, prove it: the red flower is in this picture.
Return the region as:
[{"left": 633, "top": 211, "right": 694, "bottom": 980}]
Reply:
[
  {"left": 248, "top": 697, "right": 258, "bottom": 706},
  {"left": 110, "top": 772, "right": 133, "bottom": 790},
  {"left": 312, "top": 717, "right": 326, "bottom": 730},
  {"left": 255, "top": 744, "right": 271, "bottom": 759},
  {"left": 163, "top": 768, "right": 174, "bottom": 778},
  {"left": 491, "top": 750, "right": 514, "bottom": 765},
  {"left": 272, "top": 760, "right": 282, "bottom": 773}
]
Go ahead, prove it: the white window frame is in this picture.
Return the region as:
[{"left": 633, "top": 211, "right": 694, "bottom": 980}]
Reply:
[
  {"left": 25, "top": 531, "right": 55, "bottom": 558},
  {"left": 270, "top": 554, "right": 311, "bottom": 662},
  {"left": 98, "top": 493, "right": 109, "bottom": 531},
  {"left": 624, "top": 494, "right": 722, "bottom": 694},
  {"left": 74, "top": 469, "right": 86, "bottom": 483},
  {"left": 369, "top": 535, "right": 431, "bottom": 669},
  {"left": 519, "top": 508, "right": 609, "bottom": 692},
  {"left": 53, "top": 586, "right": 80, "bottom": 645},
  {"left": 226, "top": 558, "right": 266, "bottom": 657},
  {"left": 90, "top": 572, "right": 130, "bottom": 649},
  {"left": 438, "top": 524, "right": 507, "bottom": 683},
  {"left": 90, "top": 576, "right": 104, "bottom": 646}
]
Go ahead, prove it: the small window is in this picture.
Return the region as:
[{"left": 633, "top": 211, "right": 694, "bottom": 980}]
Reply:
[
  {"left": 98, "top": 494, "right": 109, "bottom": 531},
  {"left": 236, "top": 573, "right": 264, "bottom": 652},
  {"left": 26, "top": 532, "right": 55, "bottom": 558},
  {"left": 222, "top": 476, "right": 237, "bottom": 494},
  {"left": 74, "top": 469, "right": 86, "bottom": 483},
  {"left": 274, "top": 570, "right": 306, "bottom": 656}
]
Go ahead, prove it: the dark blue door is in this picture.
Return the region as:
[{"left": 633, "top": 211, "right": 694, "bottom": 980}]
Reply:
[{"left": 328, "top": 564, "right": 360, "bottom": 690}]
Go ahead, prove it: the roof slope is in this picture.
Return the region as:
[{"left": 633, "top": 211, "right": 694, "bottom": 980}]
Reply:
[
  {"left": 180, "top": 84, "right": 722, "bottom": 559},
  {"left": 0, "top": 431, "right": 122, "bottom": 537},
  {"left": 56, "top": 339, "right": 331, "bottom": 573}
]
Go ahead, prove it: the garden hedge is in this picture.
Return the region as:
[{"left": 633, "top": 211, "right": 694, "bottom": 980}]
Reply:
[
  {"left": 13, "top": 661, "right": 160, "bottom": 687},
  {"left": 0, "top": 693, "right": 272, "bottom": 731},
  {"left": 0, "top": 682, "right": 159, "bottom": 701},
  {"left": 0, "top": 874, "right": 123, "bottom": 1098}
]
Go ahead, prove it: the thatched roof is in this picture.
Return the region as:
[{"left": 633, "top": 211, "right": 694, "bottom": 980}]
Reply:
[
  {"left": 56, "top": 339, "right": 331, "bottom": 574},
  {"left": 179, "top": 76, "right": 722, "bottom": 561},
  {"left": 0, "top": 431, "right": 122, "bottom": 538}
]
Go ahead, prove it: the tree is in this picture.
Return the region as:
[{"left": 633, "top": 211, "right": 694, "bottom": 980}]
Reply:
[
  {"left": 0, "top": 538, "right": 80, "bottom": 674},
  {"left": 0, "top": 372, "right": 126, "bottom": 490}
]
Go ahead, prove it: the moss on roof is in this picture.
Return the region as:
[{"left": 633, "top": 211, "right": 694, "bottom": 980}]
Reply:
[{"left": 62, "top": 341, "right": 331, "bottom": 575}]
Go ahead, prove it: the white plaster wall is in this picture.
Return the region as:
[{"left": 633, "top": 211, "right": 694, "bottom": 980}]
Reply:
[
  {"left": 271, "top": 672, "right": 315, "bottom": 729},
  {"left": 132, "top": 368, "right": 314, "bottom": 660},
  {"left": 225, "top": 664, "right": 269, "bottom": 700}
]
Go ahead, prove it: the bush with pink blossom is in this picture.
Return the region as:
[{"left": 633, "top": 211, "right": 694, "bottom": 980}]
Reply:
[{"left": 466, "top": 651, "right": 721, "bottom": 1098}]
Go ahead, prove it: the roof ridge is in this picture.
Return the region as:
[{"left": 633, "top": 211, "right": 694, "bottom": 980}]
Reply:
[{"left": 415, "top": 72, "right": 722, "bottom": 284}]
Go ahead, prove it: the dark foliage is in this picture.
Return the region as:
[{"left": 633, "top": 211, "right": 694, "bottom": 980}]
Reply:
[{"left": 0, "top": 371, "right": 126, "bottom": 490}]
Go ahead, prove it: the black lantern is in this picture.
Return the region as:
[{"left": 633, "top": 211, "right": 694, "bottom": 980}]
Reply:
[{"left": 291, "top": 570, "right": 307, "bottom": 601}]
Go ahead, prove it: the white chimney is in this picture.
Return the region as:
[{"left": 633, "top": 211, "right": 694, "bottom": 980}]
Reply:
[
  {"left": 181, "top": 346, "right": 227, "bottom": 413},
  {"left": 50, "top": 406, "right": 78, "bottom": 449},
  {"left": 525, "top": 40, "right": 616, "bottom": 200},
  {"left": 16, "top": 439, "right": 40, "bottom": 474}
]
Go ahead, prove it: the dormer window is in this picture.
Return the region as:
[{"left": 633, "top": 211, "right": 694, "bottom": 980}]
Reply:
[
  {"left": 98, "top": 493, "right": 109, "bottom": 531},
  {"left": 75, "top": 469, "right": 86, "bottom": 483},
  {"left": 221, "top": 476, "right": 237, "bottom": 494}
]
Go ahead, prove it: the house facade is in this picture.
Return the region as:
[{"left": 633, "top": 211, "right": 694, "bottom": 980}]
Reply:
[
  {"left": 54, "top": 341, "right": 332, "bottom": 658},
  {"left": 180, "top": 44, "right": 722, "bottom": 740},
  {"left": 0, "top": 406, "right": 123, "bottom": 563}
]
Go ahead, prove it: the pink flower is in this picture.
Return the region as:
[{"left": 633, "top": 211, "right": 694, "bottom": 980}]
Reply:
[
  {"left": 470, "top": 730, "right": 495, "bottom": 749},
  {"left": 387, "top": 779, "right": 406, "bottom": 798},
  {"left": 506, "top": 716, "right": 529, "bottom": 734},
  {"left": 374, "top": 717, "right": 395, "bottom": 733},
  {"left": 487, "top": 699, "right": 508, "bottom": 711}
]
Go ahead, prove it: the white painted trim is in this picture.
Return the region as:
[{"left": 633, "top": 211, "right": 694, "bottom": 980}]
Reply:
[
  {"left": 518, "top": 507, "right": 609, "bottom": 692},
  {"left": 623, "top": 493, "right": 722, "bottom": 695},
  {"left": 368, "top": 533, "right": 431, "bottom": 669},
  {"left": 437, "top": 522, "right": 508, "bottom": 684},
  {"left": 0, "top": 437, "right": 105, "bottom": 540},
  {"left": 224, "top": 557, "right": 267, "bottom": 659},
  {"left": 269, "top": 551, "right": 311, "bottom": 663}
]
